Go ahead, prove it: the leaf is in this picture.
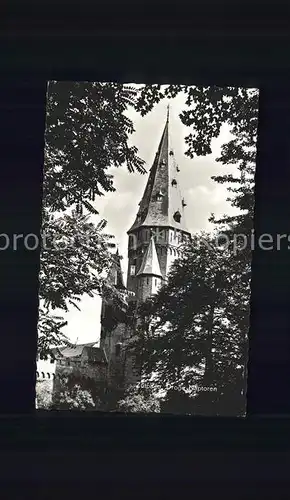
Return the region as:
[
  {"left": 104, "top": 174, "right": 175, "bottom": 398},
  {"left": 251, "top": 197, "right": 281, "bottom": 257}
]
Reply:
[{"left": 82, "top": 200, "right": 99, "bottom": 215}]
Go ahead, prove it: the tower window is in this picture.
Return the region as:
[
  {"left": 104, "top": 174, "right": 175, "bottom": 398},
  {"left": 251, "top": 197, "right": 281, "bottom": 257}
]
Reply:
[
  {"left": 129, "top": 235, "right": 134, "bottom": 248},
  {"left": 173, "top": 211, "right": 181, "bottom": 223},
  {"left": 156, "top": 190, "right": 164, "bottom": 201},
  {"left": 155, "top": 279, "right": 157, "bottom": 286},
  {"left": 171, "top": 179, "right": 177, "bottom": 187},
  {"left": 130, "top": 265, "right": 136, "bottom": 276},
  {"left": 147, "top": 277, "right": 149, "bottom": 285}
]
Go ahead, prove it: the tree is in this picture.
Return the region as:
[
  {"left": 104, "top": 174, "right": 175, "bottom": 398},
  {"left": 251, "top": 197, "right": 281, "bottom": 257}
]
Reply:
[
  {"left": 132, "top": 85, "right": 258, "bottom": 415},
  {"left": 35, "top": 379, "right": 54, "bottom": 409},
  {"left": 135, "top": 84, "right": 257, "bottom": 262},
  {"left": 160, "top": 389, "right": 196, "bottom": 415},
  {"left": 38, "top": 211, "right": 122, "bottom": 354},
  {"left": 50, "top": 373, "right": 101, "bottom": 410},
  {"left": 44, "top": 82, "right": 146, "bottom": 213},
  {"left": 135, "top": 85, "right": 258, "bottom": 158},
  {"left": 52, "top": 382, "right": 96, "bottom": 410},
  {"left": 38, "top": 82, "right": 145, "bottom": 355},
  {"left": 130, "top": 232, "right": 246, "bottom": 415}
]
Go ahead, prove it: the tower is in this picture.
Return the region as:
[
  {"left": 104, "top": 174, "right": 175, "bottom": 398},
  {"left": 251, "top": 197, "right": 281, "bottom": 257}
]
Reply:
[
  {"left": 127, "top": 106, "right": 191, "bottom": 302},
  {"left": 135, "top": 233, "right": 163, "bottom": 303},
  {"left": 100, "top": 108, "right": 191, "bottom": 397},
  {"left": 99, "top": 250, "right": 128, "bottom": 392}
]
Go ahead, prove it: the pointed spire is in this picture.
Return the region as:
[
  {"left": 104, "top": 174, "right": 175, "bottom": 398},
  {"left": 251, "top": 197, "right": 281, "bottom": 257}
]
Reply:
[
  {"left": 108, "top": 249, "right": 126, "bottom": 289},
  {"left": 166, "top": 102, "right": 170, "bottom": 123},
  {"left": 128, "top": 108, "right": 189, "bottom": 234},
  {"left": 136, "top": 235, "right": 162, "bottom": 278}
]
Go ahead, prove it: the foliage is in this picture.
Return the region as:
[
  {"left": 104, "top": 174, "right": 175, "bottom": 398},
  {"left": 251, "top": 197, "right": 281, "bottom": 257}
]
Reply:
[
  {"left": 132, "top": 233, "right": 246, "bottom": 404},
  {"left": 44, "top": 81, "right": 146, "bottom": 213},
  {"left": 51, "top": 375, "right": 97, "bottom": 410},
  {"left": 53, "top": 386, "right": 96, "bottom": 410},
  {"left": 160, "top": 389, "right": 196, "bottom": 415},
  {"left": 35, "top": 379, "right": 53, "bottom": 409},
  {"left": 38, "top": 81, "right": 258, "bottom": 415},
  {"left": 135, "top": 84, "right": 258, "bottom": 157},
  {"left": 38, "top": 82, "right": 144, "bottom": 355},
  {"left": 117, "top": 384, "right": 160, "bottom": 413},
  {"left": 133, "top": 84, "right": 258, "bottom": 415},
  {"left": 37, "top": 308, "right": 70, "bottom": 357}
]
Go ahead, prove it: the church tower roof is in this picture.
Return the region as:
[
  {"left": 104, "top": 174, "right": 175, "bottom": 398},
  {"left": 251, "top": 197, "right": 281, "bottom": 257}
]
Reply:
[
  {"left": 136, "top": 235, "right": 162, "bottom": 278},
  {"left": 128, "top": 105, "right": 189, "bottom": 234}
]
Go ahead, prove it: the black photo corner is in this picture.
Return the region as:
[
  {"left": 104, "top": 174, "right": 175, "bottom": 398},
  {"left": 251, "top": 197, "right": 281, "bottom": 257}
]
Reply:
[{"left": 1, "top": 0, "right": 290, "bottom": 496}]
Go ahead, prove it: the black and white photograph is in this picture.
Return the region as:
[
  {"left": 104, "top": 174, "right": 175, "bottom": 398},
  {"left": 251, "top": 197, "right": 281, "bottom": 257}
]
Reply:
[{"left": 36, "top": 82, "right": 258, "bottom": 415}]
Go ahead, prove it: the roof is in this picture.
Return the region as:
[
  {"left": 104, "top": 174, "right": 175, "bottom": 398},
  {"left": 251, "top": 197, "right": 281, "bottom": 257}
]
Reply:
[
  {"left": 53, "top": 343, "right": 107, "bottom": 364},
  {"left": 136, "top": 235, "right": 162, "bottom": 277},
  {"left": 128, "top": 108, "right": 190, "bottom": 235}
]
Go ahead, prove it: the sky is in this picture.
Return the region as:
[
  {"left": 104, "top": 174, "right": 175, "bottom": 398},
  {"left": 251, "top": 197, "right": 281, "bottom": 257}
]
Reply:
[{"left": 55, "top": 86, "right": 242, "bottom": 345}]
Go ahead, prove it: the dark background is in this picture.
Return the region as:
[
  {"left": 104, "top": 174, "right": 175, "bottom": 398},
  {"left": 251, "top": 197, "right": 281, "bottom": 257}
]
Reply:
[{"left": 1, "top": 1, "right": 290, "bottom": 496}]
